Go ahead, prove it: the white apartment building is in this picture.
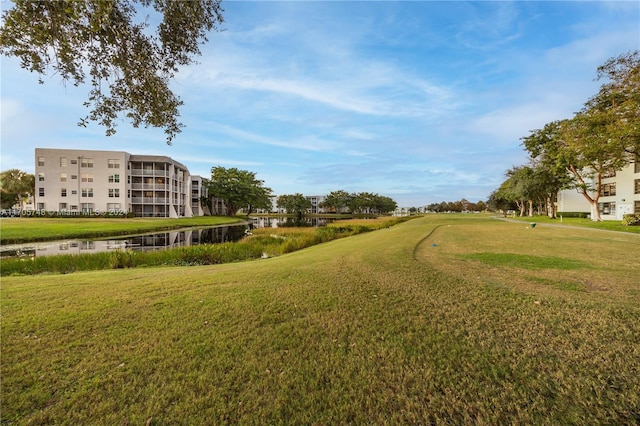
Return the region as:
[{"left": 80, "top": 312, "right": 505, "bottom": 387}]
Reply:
[
  {"left": 34, "top": 148, "right": 203, "bottom": 218},
  {"left": 557, "top": 159, "right": 640, "bottom": 220},
  {"left": 306, "top": 195, "right": 328, "bottom": 214}
]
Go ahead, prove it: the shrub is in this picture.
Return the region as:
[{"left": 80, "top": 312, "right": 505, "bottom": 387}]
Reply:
[
  {"left": 110, "top": 250, "right": 135, "bottom": 268},
  {"left": 558, "top": 212, "right": 590, "bottom": 219},
  {"left": 622, "top": 213, "right": 640, "bottom": 226}
]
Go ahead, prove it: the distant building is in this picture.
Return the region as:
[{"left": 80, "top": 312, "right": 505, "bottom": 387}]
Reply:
[
  {"left": 557, "top": 159, "right": 640, "bottom": 220},
  {"left": 34, "top": 148, "right": 209, "bottom": 218},
  {"left": 306, "top": 195, "right": 328, "bottom": 214}
]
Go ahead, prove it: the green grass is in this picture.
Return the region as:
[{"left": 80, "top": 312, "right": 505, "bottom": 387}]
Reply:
[
  {"left": 0, "top": 216, "right": 244, "bottom": 244},
  {"left": 2, "top": 215, "right": 639, "bottom": 424},
  {"left": 1, "top": 216, "right": 407, "bottom": 276},
  {"left": 460, "top": 252, "right": 591, "bottom": 270},
  {"left": 503, "top": 214, "right": 640, "bottom": 234}
]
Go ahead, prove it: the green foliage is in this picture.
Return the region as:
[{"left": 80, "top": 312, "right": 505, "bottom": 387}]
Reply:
[
  {"left": 0, "top": 0, "right": 224, "bottom": 144},
  {"left": 622, "top": 213, "right": 640, "bottom": 226},
  {"left": 511, "top": 51, "right": 640, "bottom": 221},
  {"left": 207, "top": 167, "right": 272, "bottom": 216},
  {"left": 558, "top": 212, "right": 591, "bottom": 218},
  {"left": 1, "top": 217, "right": 410, "bottom": 276},
  {"left": 276, "top": 193, "right": 312, "bottom": 218},
  {"left": 110, "top": 250, "right": 135, "bottom": 269},
  {"left": 0, "top": 169, "right": 34, "bottom": 210},
  {"left": 320, "top": 189, "right": 352, "bottom": 213}
]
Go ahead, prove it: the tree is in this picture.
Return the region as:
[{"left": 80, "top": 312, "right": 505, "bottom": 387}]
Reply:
[
  {"left": 521, "top": 52, "right": 639, "bottom": 221},
  {"left": 487, "top": 190, "right": 515, "bottom": 215},
  {"left": 347, "top": 192, "right": 397, "bottom": 215},
  {"left": 277, "top": 193, "right": 312, "bottom": 220},
  {"left": 494, "top": 166, "right": 538, "bottom": 217},
  {"left": 0, "top": 169, "right": 34, "bottom": 211},
  {"left": 206, "top": 167, "right": 272, "bottom": 216},
  {"left": 319, "top": 190, "right": 352, "bottom": 213},
  {"left": 590, "top": 50, "right": 640, "bottom": 156},
  {"left": 373, "top": 195, "right": 397, "bottom": 214},
  {"left": 0, "top": 0, "right": 224, "bottom": 145},
  {"left": 521, "top": 121, "right": 574, "bottom": 219}
]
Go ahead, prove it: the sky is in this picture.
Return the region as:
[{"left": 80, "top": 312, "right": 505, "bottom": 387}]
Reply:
[{"left": 1, "top": 1, "right": 639, "bottom": 208}]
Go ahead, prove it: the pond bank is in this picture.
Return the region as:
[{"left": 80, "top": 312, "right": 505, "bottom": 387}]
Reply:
[{"left": 1, "top": 216, "right": 413, "bottom": 276}]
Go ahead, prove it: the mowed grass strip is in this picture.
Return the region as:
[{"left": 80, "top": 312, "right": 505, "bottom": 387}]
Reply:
[
  {"left": 2, "top": 215, "right": 639, "bottom": 424},
  {"left": 0, "top": 216, "right": 243, "bottom": 244}
]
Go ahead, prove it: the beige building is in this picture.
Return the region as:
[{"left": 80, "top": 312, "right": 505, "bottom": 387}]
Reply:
[
  {"left": 34, "top": 148, "right": 202, "bottom": 218},
  {"left": 557, "top": 159, "right": 640, "bottom": 220}
]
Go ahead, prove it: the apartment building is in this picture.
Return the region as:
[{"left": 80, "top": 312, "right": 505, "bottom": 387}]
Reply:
[
  {"left": 34, "top": 148, "right": 201, "bottom": 218},
  {"left": 557, "top": 159, "right": 640, "bottom": 220},
  {"left": 306, "top": 195, "right": 327, "bottom": 214}
]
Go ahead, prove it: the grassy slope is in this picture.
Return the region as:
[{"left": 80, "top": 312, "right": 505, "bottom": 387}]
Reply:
[{"left": 2, "top": 215, "right": 639, "bottom": 424}]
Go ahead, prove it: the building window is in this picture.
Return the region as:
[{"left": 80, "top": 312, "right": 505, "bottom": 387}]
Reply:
[
  {"left": 60, "top": 173, "right": 67, "bottom": 182},
  {"left": 70, "top": 205, "right": 78, "bottom": 211},
  {"left": 81, "top": 173, "right": 94, "bottom": 183},
  {"left": 60, "top": 157, "right": 68, "bottom": 167},
  {"left": 108, "top": 174, "right": 120, "bottom": 183},
  {"left": 635, "top": 179, "right": 640, "bottom": 195},
  {"left": 71, "top": 190, "right": 77, "bottom": 195},
  {"left": 598, "top": 202, "right": 616, "bottom": 215},
  {"left": 38, "top": 187, "right": 44, "bottom": 196},
  {"left": 71, "top": 174, "right": 78, "bottom": 180},
  {"left": 600, "top": 183, "right": 616, "bottom": 197},
  {"left": 107, "top": 203, "right": 121, "bottom": 212},
  {"left": 81, "top": 188, "right": 94, "bottom": 198},
  {"left": 108, "top": 159, "right": 120, "bottom": 169},
  {"left": 602, "top": 169, "right": 616, "bottom": 178},
  {"left": 38, "top": 173, "right": 45, "bottom": 182},
  {"left": 81, "top": 158, "right": 93, "bottom": 168},
  {"left": 81, "top": 203, "right": 94, "bottom": 214},
  {"left": 109, "top": 188, "right": 120, "bottom": 198},
  {"left": 61, "top": 188, "right": 67, "bottom": 197},
  {"left": 37, "top": 157, "right": 44, "bottom": 166},
  {"left": 37, "top": 203, "right": 45, "bottom": 210},
  {"left": 59, "top": 203, "right": 67, "bottom": 210},
  {"left": 635, "top": 156, "right": 640, "bottom": 173},
  {"left": 70, "top": 159, "right": 77, "bottom": 165},
  {"left": 635, "top": 201, "right": 640, "bottom": 214}
]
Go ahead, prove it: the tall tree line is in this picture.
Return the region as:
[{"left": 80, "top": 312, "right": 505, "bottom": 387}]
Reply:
[{"left": 494, "top": 51, "right": 639, "bottom": 221}]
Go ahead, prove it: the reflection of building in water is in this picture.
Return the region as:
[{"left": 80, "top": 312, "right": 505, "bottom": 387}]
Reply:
[
  {"left": 1, "top": 226, "right": 247, "bottom": 258},
  {"left": 248, "top": 216, "right": 333, "bottom": 228}
]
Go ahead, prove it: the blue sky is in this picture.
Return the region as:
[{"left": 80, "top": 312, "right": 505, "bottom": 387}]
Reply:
[{"left": 1, "top": 1, "right": 639, "bottom": 207}]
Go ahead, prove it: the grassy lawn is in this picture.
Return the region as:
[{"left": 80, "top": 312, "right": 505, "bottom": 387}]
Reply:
[
  {"left": 498, "top": 213, "right": 640, "bottom": 234},
  {"left": 0, "top": 216, "right": 244, "bottom": 244},
  {"left": 2, "top": 215, "right": 639, "bottom": 424}
]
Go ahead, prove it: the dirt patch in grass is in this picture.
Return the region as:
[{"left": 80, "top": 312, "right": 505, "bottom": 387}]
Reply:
[{"left": 415, "top": 220, "right": 640, "bottom": 302}]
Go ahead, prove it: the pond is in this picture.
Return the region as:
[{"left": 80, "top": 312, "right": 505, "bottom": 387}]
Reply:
[{"left": 0, "top": 217, "right": 339, "bottom": 259}]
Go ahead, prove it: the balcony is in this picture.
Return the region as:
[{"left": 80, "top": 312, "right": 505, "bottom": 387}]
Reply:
[
  {"left": 130, "top": 197, "right": 169, "bottom": 204},
  {"left": 130, "top": 183, "right": 169, "bottom": 190},
  {"left": 130, "top": 169, "right": 169, "bottom": 177}
]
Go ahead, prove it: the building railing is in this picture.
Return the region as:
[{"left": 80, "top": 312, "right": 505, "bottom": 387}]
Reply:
[
  {"left": 130, "top": 197, "right": 169, "bottom": 204},
  {"left": 130, "top": 169, "right": 169, "bottom": 177},
  {"left": 130, "top": 183, "right": 170, "bottom": 190}
]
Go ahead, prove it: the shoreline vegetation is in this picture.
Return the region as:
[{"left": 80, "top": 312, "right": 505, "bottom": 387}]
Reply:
[
  {"left": 2, "top": 214, "right": 639, "bottom": 424},
  {"left": 0, "top": 216, "right": 410, "bottom": 276},
  {"left": 0, "top": 215, "right": 245, "bottom": 245},
  {"left": 1, "top": 213, "right": 638, "bottom": 277}
]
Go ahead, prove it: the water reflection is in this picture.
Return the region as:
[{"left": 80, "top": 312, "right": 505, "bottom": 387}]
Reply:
[
  {"left": 1, "top": 225, "right": 247, "bottom": 259},
  {"left": 1, "top": 217, "right": 339, "bottom": 259},
  {"left": 248, "top": 216, "right": 335, "bottom": 228}
]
